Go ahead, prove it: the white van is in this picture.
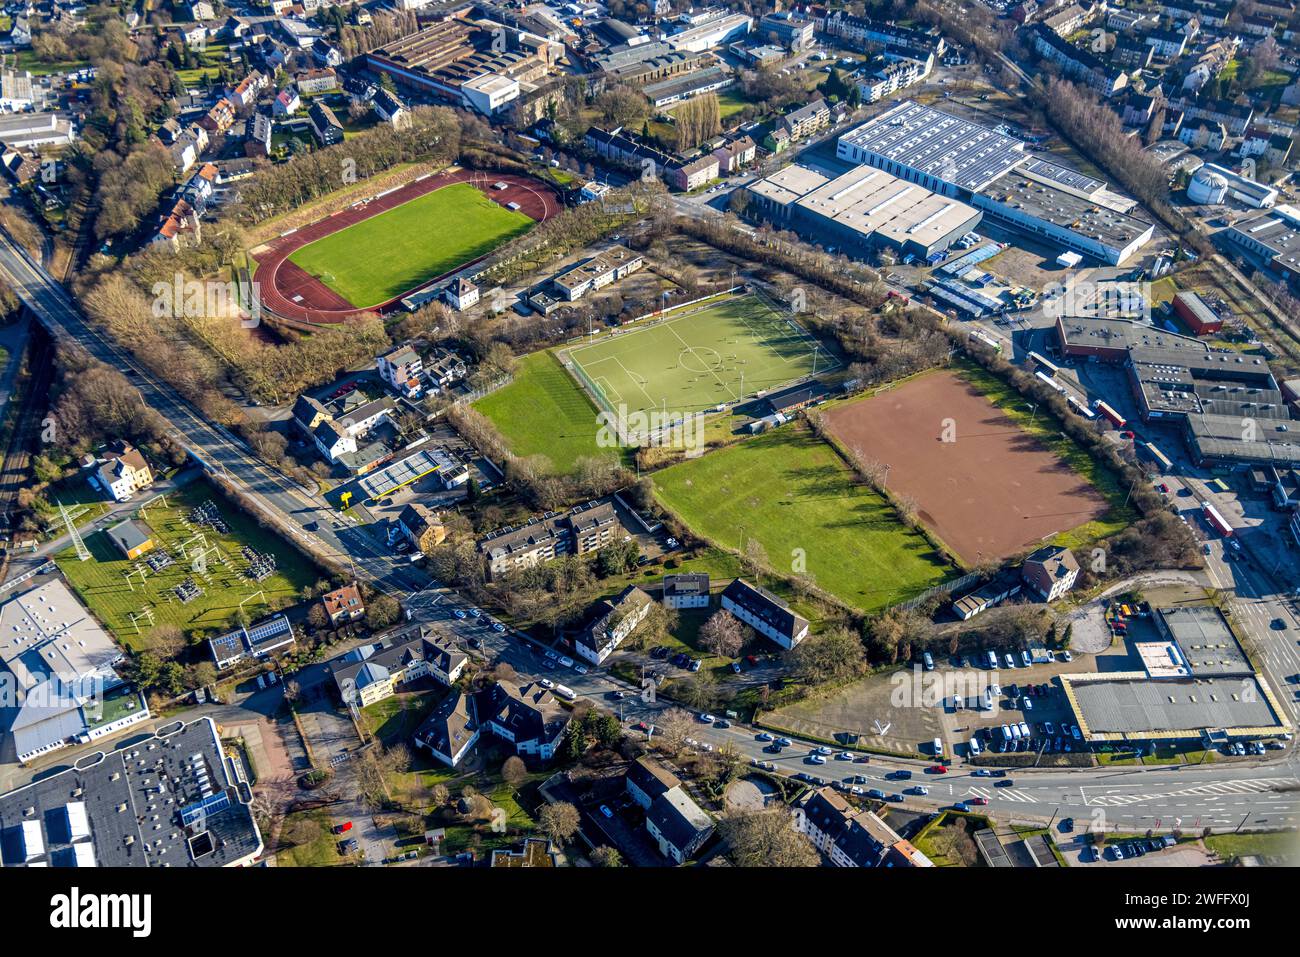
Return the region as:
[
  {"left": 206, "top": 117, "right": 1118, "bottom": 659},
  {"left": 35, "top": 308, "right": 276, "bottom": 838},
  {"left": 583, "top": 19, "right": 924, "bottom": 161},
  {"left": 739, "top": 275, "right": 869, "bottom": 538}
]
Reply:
[
  {"left": 1000, "top": 724, "right": 1013, "bottom": 742},
  {"left": 932, "top": 737, "right": 944, "bottom": 756},
  {"left": 987, "top": 651, "right": 999, "bottom": 669},
  {"left": 983, "top": 688, "right": 994, "bottom": 711},
  {"left": 969, "top": 737, "right": 983, "bottom": 756},
  {"left": 1010, "top": 723, "right": 1022, "bottom": 740}
]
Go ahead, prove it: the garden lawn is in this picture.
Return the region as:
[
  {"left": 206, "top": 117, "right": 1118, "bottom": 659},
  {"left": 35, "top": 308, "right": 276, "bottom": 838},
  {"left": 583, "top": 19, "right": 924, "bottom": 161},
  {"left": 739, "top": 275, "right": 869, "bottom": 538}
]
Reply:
[
  {"left": 287, "top": 182, "right": 534, "bottom": 308},
  {"left": 653, "top": 423, "right": 953, "bottom": 613}
]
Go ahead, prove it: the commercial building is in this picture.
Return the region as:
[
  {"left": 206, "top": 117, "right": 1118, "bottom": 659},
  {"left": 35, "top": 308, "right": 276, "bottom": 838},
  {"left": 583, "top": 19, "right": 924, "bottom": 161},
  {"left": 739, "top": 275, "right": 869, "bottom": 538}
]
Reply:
[
  {"left": 643, "top": 65, "right": 735, "bottom": 107},
  {"left": 758, "top": 11, "right": 815, "bottom": 49},
  {"left": 365, "top": 19, "right": 558, "bottom": 114},
  {"left": 550, "top": 244, "right": 644, "bottom": 300},
  {"left": 721, "top": 578, "right": 809, "bottom": 649},
  {"left": 478, "top": 500, "right": 619, "bottom": 579},
  {"left": 1059, "top": 604, "right": 1291, "bottom": 745},
  {"left": 1187, "top": 162, "right": 1277, "bottom": 208},
  {"left": 1225, "top": 204, "right": 1300, "bottom": 287},
  {"left": 664, "top": 13, "right": 752, "bottom": 53},
  {"left": 746, "top": 162, "right": 982, "bottom": 261},
  {"left": 1171, "top": 291, "right": 1224, "bottom": 335},
  {"left": 0, "top": 581, "right": 147, "bottom": 764},
  {"left": 106, "top": 519, "right": 155, "bottom": 561},
  {"left": 0, "top": 717, "right": 262, "bottom": 867},
  {"left": 208, "top": 615, "right": 296, "bottom": 671},
  {"left": 1055, "top": 315, "right": 1208, "bottom": 363},
  {"left": 0, "top": 112, "right": 76, "bottom": 149}
]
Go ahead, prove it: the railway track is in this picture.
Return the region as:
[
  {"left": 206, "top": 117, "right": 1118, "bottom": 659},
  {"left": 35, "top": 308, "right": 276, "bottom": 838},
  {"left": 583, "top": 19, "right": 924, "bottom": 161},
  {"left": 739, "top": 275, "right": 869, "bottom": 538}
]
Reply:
[{"left": 0, "top": 326, "right": 53, "bottom": 580}]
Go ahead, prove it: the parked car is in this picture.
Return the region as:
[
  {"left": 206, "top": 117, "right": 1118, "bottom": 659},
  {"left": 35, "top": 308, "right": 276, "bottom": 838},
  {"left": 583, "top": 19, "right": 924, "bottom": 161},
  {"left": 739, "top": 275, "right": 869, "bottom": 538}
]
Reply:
[
  {"left": 756, "top": 732, "right": 774, "bottom": 742},
  {"left": 332, "top": 822, "right": 353, "bottom": 834}
]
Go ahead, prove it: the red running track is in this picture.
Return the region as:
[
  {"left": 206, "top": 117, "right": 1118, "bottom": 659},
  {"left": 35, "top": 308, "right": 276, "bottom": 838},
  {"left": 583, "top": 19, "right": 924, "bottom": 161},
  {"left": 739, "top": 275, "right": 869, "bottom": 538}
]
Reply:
[{"left": 250, "top": 169, "right": 560, "bottom": 325}]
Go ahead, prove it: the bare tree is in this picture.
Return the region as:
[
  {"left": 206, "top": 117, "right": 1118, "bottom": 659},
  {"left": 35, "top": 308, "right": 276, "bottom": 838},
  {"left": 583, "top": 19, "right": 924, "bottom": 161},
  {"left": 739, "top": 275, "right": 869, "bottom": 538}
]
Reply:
[
  {"left": 700, "top": 609, "right": 746, "bottom": 659},
  {"left": 538, "top": 801, "right": 581, "bottom": 846},
  {"left": 720, "top": 808, "right": 819, "bottom": 866}
]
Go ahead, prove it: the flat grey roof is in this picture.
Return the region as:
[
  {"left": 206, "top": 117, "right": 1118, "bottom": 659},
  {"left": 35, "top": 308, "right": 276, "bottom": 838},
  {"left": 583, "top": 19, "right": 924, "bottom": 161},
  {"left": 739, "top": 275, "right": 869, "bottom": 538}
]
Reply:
[
  {"left": 838, "top": 100, "right": 1028, "bottom": 192},
  {"left": 0, "top": 717, "right": 261, "bottom": 868},
  {"left": 1057, "top": 316, "right": 1210, "bottom": 354},
  {"left": 979, "top": 170, "right": 1154, "bottom": 250},
  {"left": 1017, "top": 155, "right": 1105, "bottom": 198},
  {"left": 1154, "top": 605, "right": 1251, "bottom": 678},
  {"left": 1186, "top": 413, "right": 1300, "bottom": 466},
  {"left": 1064, "top": 674, "right": 1286, "bottom": 739}
]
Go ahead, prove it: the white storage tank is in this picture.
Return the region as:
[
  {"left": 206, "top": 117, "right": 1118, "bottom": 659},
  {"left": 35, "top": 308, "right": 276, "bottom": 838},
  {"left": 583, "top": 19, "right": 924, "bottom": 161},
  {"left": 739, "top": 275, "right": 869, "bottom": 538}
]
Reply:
[{"left": 1187, "top": 166, "right": 1228, "bottom": 205}]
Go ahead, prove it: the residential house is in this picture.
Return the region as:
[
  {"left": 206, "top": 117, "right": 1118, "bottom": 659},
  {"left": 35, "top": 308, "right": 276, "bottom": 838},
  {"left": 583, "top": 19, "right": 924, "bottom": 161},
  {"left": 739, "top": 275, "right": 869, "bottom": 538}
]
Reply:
[
  {"left": 397, "top": 502, "right": 447, "bottom": 555},
  {"left": 721, "top": 578, "right": 809, "bottom": 649},
  {"left": 229, "top": 70, "right": 269, "bottom": 109},
  {"left": 322, "top": 583, "right": 365, "bottom": 624},
  {"left": 1178, "top": 117, "right": 1227, "bottom": 150},
  {"left": 1021, "top": 545, "right": 1080, "bottom": 601},
  {"left": 312, "top": 37, "right": 343, "bottom": 67},
  {"left": 198, "top": 97, "right": 236, "bottom": 135},
  {"left": 446, "top": 277, "right": 478, "bottom": 311},
  {"left": 793, "top": 786, "right": 934, "bottom": 867},
  {"left": 667, "top": 153, "right": 720, "bottom": 192},
  {"left": 646, "top": 784, "right": 713, "bottom": 864},
  {"left": 330, "top": 628, "right": 468, "bottom": 707},
  {"left": 662, "top": 573, "right": 710, "bottom": 609},
  {"left": 779, "top": 98, "right": 829, "bottom": 141},
  {"left": 626, "top": 755, "right": 681, "bottom": 809},
  {"left": 1029, "top": 24, "right": 1128, "bottom": 97},
  {"left": 413, "top": 690, "right": 478, "bottom": 766},
  {"left": 1145, "top": 28, "right": 1188, "bottom": 58},
  {"left": 1044, "top": 3, "right": 1086, "bottom": 36},
  {"left": 0, "top": 146, "right": 39, "bottom": 184},
  {"left": 372, "top": 88, "right": 409, "bottom": 127},
  {"left": 713, "top": 134, "right": 756, "bottom": 174},
  {"left": 88, "top": 440, "right": 153, "bottom": 502},
  {"left": 574, "top": 586, "right": 653, "bottom": 665},
  {"left": 377, "top": 344, "right": 423, "bottom": 394},
  {"left": 273, "top": 87, "right": 301, "bottom": 116},
  {"left": 295, "top": 67, "right": 337, "bottom": 95},
  {"left": 1112, "top": 35, "right": 1155, "bottom": 69},
  {"left": 308, "top": 101, "right": 344, "bottom": 146},
  {"left": 474, "top": 680, "right": 571, "bottom": 759},
  {"left": 478, "top": 501, "right": 619, "bottom": 580}
]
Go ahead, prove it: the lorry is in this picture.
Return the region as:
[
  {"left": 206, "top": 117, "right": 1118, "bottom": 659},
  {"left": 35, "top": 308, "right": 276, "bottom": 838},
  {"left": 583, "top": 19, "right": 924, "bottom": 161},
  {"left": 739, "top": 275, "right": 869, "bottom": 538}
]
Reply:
[
  {"left": 1094, "top": 400, "right": 1127, "bottom": 429},
  {"left": 1202, "top": 502, "right": 1234, "bottom": 537}
]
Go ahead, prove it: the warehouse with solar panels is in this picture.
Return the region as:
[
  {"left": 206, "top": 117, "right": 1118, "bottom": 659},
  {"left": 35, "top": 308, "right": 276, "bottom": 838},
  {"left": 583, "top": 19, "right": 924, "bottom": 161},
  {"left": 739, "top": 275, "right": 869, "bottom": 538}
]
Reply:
[{"left": 835, "top": 101, "right": 1155, "bottom": 264}]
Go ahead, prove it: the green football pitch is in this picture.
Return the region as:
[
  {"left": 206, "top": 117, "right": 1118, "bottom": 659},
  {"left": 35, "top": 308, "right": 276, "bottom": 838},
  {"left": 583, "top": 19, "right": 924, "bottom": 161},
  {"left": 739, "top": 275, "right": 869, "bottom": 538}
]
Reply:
[
  {"left": 566, "top": 294, "right": 834, "bottom": 420},
  {"left": 286, "top": 182, "right": 535, "bottom": 308}
]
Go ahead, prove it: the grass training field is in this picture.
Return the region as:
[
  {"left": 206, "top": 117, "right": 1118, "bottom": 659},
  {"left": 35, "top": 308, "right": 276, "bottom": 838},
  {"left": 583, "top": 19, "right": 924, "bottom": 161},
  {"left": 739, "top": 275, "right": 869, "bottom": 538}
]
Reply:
[
  {"left": 56, "top": 481, "right": 317, "bottom": 651},
  {"left": 286, "top": 182, "right": 535, "bottom": 307},
  {"left": 653, "top": 423, "right": 953, "bottom": 613},
  {"left": 474, "top": 351, "right": 624, "bottom": 474},
  {"left": 567, "top": 293, "right": 834, "bottom": 422}
]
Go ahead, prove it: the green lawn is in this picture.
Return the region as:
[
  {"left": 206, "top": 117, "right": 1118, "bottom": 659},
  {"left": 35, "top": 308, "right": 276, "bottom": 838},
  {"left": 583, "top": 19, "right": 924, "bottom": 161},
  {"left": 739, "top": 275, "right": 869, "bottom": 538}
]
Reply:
[
  {"left": 474, "top": 350, "right": 624, "bottom": 474},
  {"left": 653, "top": 423, "right": 954, "bottom": 613},
  {"left": 567, "top": 293, "right": 834, "bottom": 424},
  {"left": 55, "top": 481, "right": 317, "bottom": 650},
  {"left": 276, "top": 808, "right": 344, "bottom": 867},
  {"left": 1204, "top": 831, "right": 1297, "bottom": 863},
  {"left": 287, "top": 182, "right": 535, "bottom": 308}
]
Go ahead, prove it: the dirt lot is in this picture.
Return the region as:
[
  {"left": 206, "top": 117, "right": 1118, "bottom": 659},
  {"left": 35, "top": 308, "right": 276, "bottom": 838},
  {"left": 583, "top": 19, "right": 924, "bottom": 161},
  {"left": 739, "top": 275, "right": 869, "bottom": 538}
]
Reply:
[{"left": 822, "top": 370, "right": 1110, "bottom": 564}]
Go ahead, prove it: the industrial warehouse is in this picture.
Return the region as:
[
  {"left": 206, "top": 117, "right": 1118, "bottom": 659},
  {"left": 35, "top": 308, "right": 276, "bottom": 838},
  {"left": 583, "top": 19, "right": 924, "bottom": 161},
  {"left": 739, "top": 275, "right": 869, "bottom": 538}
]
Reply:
[
  {"left": 834, "top": 101, "right": 1155, "bottom": 264},
  {"left": 745, "top": 162, "right": 982, "bottom": 260}
]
